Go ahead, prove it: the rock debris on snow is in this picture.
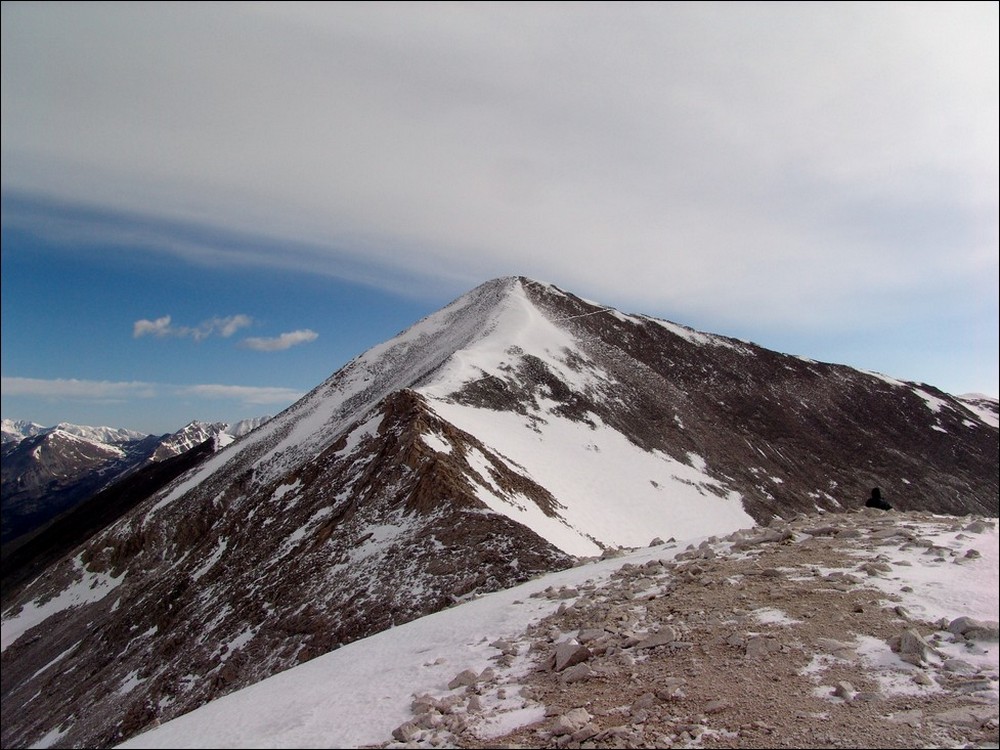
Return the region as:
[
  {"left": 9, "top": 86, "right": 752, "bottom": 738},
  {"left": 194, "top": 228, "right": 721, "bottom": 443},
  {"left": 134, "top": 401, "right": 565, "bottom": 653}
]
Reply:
[{"left": 385, "top": 509, "right": 999, "bottom": 749}]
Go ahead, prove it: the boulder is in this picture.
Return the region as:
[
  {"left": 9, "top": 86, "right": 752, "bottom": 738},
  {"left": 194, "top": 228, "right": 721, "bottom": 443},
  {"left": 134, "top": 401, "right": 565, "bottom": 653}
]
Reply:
[
  {"left": 552, "top": 641, "right": 592, "bottom": 672},
  {"left": 745, "top": 636, "right": 781, "bottom": 658},
  {"left": 832, "top": 681, "right": 855, "bottom": 700},
  {"left": 549, "top": 707, "right": 592, "bottom": 736},
  {"left": 448, "top": 668, "right": 479, "bottom": 690},
  {"left": 930, "top": 705, "right": 999, "bottom": 729},
  {"left": 634, "top": 625, "right": 679, "bottom": 649},
  {"left": 948, "top": 616, "right": 999, "bottom": 642},
  {"left": 560, "top": 663, "right": 595, "bottom": 684}
]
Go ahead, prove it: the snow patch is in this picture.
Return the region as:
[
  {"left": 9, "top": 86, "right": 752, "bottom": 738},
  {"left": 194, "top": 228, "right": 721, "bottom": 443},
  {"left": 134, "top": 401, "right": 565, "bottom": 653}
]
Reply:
[
  {"left": 117, "top": 670, "right": 146, "bottom": 696},
  {"left": 1, "top": 556, "right": 125, "bottom": 652},
  {"left": 912, "top": 387, "right": 949, "bottom": 414},
  {"left": 29, "top": 642, "right": 79, "bottom": 681},
  {"left": 752, "top": 607, "right": 801, "bottom": 626},
  {"left": 271, "top": 479, "right": 302, "bottom": 504},
  {"left": 190, "top": 539, "right": 228, "bottom": 582},
  {"left": 644, "top": 317, "right": 750, "bottom": 353},
  {"left": 27, "top": 725, "right": 69, "bottom": 749},
  {"left": 335, "top": 413, "right": 383, "bottom": 458},
  {"left": 427, "top": 400, "right": 753, "bottom": 556},
  {"left": 275, "top": 507, "right": 335, "bottom": 559},
  {"left": 421, "top": 430, "right": 452, "bottom": 455}
]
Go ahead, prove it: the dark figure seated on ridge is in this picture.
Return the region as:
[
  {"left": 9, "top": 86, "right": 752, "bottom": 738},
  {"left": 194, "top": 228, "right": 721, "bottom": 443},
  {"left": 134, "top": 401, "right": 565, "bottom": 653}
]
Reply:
[{"left": 865, "top": 487, "right": 892, "bottom": 510}]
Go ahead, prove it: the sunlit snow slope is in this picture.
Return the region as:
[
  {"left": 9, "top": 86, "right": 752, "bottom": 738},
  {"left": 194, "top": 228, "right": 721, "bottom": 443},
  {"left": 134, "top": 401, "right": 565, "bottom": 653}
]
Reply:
[{"left": 417, "top": 281, "right": 752, "bottom": 555}]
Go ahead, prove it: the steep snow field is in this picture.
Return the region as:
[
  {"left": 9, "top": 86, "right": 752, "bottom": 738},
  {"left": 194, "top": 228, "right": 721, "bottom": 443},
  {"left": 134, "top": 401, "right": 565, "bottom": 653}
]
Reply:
[{"left": 419, "top": 279, "right": 754, "bottom": 555}]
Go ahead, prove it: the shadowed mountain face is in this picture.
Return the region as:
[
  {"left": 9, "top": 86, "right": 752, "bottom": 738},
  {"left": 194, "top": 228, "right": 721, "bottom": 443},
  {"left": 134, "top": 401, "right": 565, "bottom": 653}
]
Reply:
[
  {"left": 506, "top": 279, "right": 997, "bottom": 521},
  {"left": 1, "top": 420, "right": 269, "bottom": 547},
  {"left": 0, "top": 430, "right": 160, "bottom": 544},
  {"left": 0, "top": 440, "right": 218, "bottom": 605},
  {"left": 2, "top": 277, "right": 996, "bottom": 749}
]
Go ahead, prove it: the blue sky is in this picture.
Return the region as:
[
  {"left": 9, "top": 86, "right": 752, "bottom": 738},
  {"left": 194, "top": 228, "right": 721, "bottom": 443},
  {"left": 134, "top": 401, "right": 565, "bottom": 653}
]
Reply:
[
  {"left": 2, "top": 3, "right": 997, "bottom": 435},
  {"left": 1, "top": 195, "right": 441, "bottom": 433}
]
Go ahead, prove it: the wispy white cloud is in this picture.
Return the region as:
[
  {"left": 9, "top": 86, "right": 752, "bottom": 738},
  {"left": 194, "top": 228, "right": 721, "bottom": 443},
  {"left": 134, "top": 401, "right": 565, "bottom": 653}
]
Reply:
[
  {"left": 133, "top": 315, "right": 173, "bottom": 338},
  {"left": 240, "top": 329, "right": 319, "bottom": 352},
  {"left": 131, "top": 314, "right": 316, "bottom": 352},
  {"left": 1, "top": 376, "right": 303, "bottom": 406},
  {"left": 1, "top": 377, "right": 158, "bottom": 400},
  {"left": 133, "top": 314, "right": 253, "bottom": 341},
  {"left": 1, "top": 3, "right": 996, "bottom": 395},
  {"left": 215, "top": 315, "right": 253, "bottom": 338},
  {"left": 3, "top": 2, "right": 995, "bottom": 329}
]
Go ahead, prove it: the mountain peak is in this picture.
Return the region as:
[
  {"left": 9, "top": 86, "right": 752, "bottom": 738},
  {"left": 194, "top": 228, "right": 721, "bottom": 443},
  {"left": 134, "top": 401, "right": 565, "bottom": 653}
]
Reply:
[{"left": 2, "top": 277, "right": 995, "bottom": 750}]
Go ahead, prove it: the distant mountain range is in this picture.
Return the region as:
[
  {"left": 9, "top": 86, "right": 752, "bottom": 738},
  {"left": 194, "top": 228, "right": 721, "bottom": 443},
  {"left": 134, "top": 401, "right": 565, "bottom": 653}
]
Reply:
[
  {"left": 1, "top": 276, "right": 996, "bottom": 749},
  {"left": 1, "top": 419, "right": 148, "bottom": 446},
  {"left": 1, "top": 417, "right": 270, "bottom": 546},
  {"left": 0, "top": 417, "right": 269, "bottom": 449}
]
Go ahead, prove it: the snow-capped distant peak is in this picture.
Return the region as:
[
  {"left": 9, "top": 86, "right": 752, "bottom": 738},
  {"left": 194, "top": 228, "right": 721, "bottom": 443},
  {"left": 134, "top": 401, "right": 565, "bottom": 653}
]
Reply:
[
  {"left": 1, "top": 419, "right": 47, "bottom": 445},
  {"left": 51, "top": 422, "right": 149, "bottom": 444},
  {"left": 151, "top": 422, "right": 229, "bottom": 461},
  {"left": 149, "top": 417, "right": 270, "bottom": 461},
  {"left": 1, "top": 419, "right": 147, "bottom": 446},
  {"left": 226, "top": 416, "right": 271, "bottom": 438}
]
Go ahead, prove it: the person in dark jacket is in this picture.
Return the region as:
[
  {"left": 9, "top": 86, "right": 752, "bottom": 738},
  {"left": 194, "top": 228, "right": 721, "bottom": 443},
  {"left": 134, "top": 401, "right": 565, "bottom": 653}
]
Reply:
[{"left": 865, "top": 487, "right": 892, "bottom": 510}]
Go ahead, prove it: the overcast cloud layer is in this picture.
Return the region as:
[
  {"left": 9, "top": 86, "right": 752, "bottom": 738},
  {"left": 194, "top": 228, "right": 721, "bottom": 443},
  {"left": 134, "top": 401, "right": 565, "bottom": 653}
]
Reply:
[{"left": 2, "top": 3, "right": 998, "bottom": 392}]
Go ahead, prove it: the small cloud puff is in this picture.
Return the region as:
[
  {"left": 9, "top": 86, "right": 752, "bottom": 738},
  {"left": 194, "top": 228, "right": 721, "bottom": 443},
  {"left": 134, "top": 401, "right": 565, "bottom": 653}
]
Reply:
[
  {"left": 240, "top": 329, "right": 319, "bottom": 352},
  {"left": 133, "top": 315, "right": 173, "bottom": 338},
  {"left": 133, "top": 314, "right": 252, "bottom": 341}
]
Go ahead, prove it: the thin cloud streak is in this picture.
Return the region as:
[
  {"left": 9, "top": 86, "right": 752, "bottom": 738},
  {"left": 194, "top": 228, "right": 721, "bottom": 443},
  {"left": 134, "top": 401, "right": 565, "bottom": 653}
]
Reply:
[
  {"left": 240, "top": 330, "right": 319, "bottom": 352},
  {"left": 1, "top": 377, "right": 158, "bottom": 400},
  {"left": 2, "top": 377, "right": 303, "bottom": 406},
  {"left": 177, "top": 384, "right": 306, "bottom": 404}
]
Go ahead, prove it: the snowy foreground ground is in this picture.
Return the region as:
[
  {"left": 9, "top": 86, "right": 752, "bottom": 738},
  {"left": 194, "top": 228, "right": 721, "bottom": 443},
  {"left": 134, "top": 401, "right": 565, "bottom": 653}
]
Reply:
[{"left": 117, "top": 510, "right": 999, "bottom": 749}]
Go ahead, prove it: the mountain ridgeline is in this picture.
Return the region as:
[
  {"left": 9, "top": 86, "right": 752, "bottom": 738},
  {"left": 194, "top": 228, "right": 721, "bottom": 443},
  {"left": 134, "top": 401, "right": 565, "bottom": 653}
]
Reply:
[{"left": 1, "top": 276, "right": 996, "bottom": 749}]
